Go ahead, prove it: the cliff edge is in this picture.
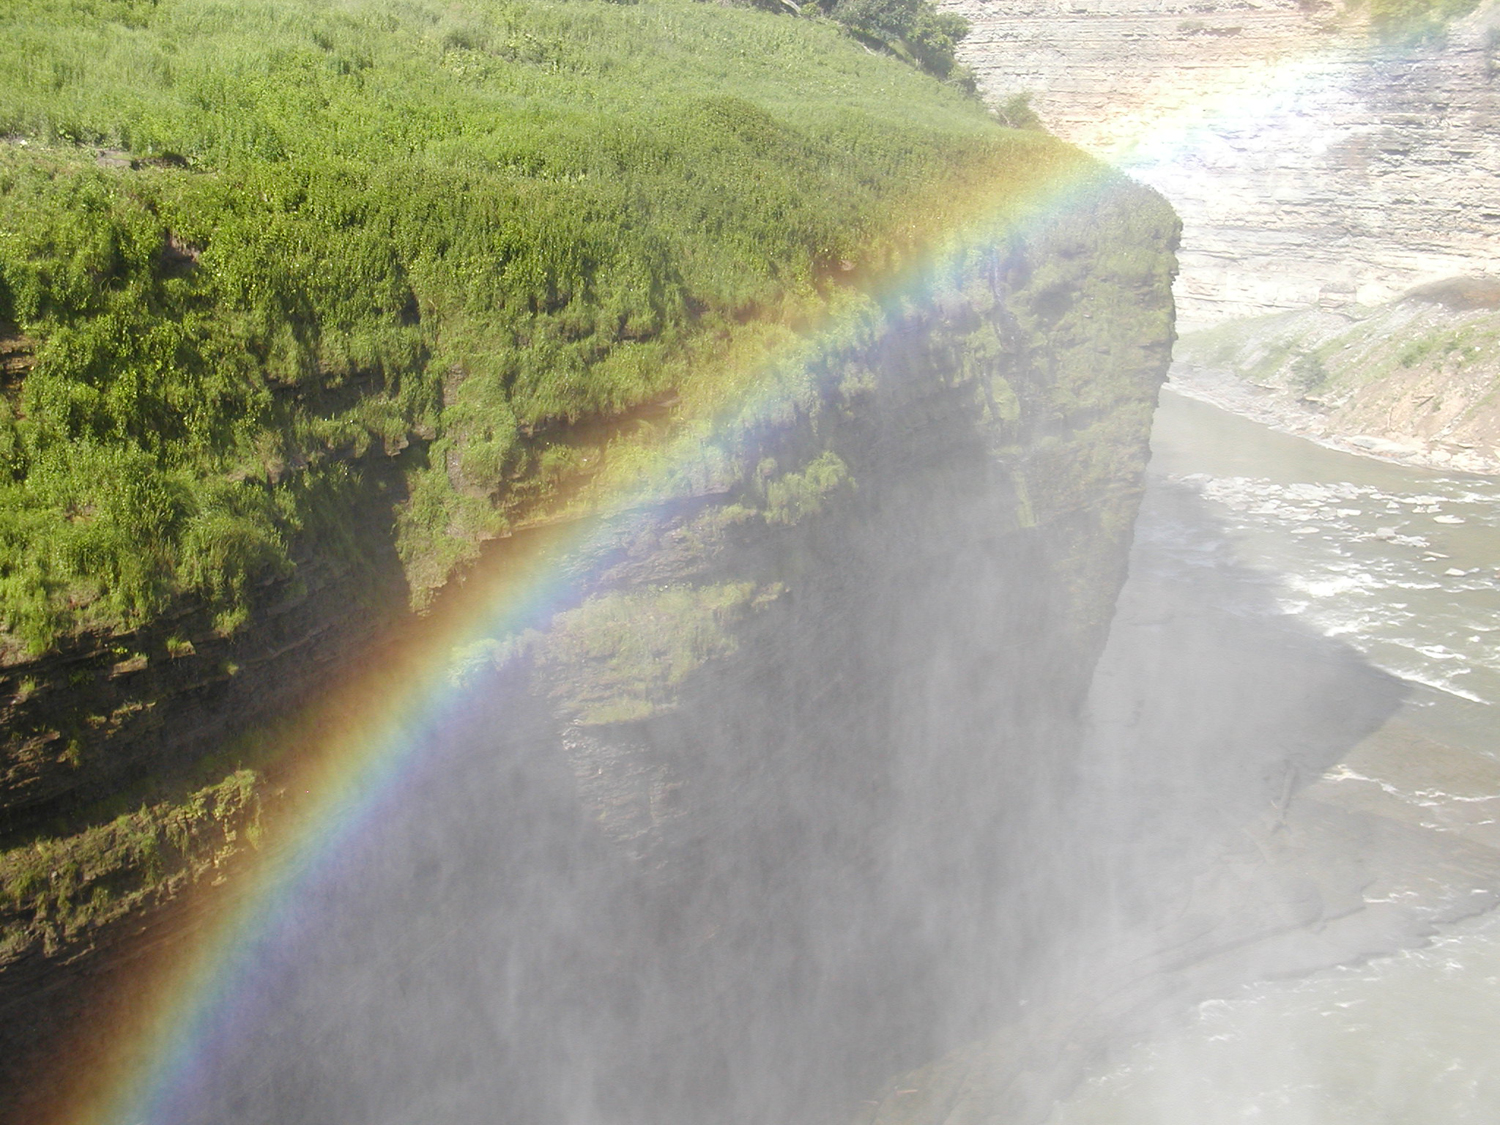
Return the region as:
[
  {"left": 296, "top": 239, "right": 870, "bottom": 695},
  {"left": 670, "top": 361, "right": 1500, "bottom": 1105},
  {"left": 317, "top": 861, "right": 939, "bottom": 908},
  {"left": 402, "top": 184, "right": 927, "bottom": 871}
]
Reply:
[{"left": 0, "top": 2, "right": 1180, "bottom": 1120}]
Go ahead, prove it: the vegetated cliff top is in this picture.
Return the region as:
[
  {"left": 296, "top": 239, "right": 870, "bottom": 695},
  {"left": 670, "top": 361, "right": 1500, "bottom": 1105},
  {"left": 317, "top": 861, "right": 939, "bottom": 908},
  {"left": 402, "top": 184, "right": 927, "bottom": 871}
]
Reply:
[{"left": 0, "top": 0, "right": 1081, "bottom": 656}]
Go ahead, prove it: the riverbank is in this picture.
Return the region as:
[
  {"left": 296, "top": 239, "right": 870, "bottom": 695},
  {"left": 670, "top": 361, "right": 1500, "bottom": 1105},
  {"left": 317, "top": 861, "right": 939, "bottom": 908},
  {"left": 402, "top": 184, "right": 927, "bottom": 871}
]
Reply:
[{"left": 1171, "top": 287, "right": 1500, "bottom": 476}]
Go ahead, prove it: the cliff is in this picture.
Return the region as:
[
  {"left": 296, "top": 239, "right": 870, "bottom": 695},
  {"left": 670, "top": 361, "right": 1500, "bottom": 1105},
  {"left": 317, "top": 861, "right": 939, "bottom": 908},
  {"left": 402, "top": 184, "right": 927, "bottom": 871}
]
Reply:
[
  {"left": 0, "top": 168, "right": 1180, "bottom": 1123},
  {"left": 0, "top": 0, "right": 1032, "bottom": 964},
  {"left": 77, "top": 178, "right": 1177, "bottom": 1125},
  {"left": 943, "top": 0, "right": 1500, "bottom": 330},
  {"left": 0, "top": 1, "right": 1183, "bottom": 1117}
]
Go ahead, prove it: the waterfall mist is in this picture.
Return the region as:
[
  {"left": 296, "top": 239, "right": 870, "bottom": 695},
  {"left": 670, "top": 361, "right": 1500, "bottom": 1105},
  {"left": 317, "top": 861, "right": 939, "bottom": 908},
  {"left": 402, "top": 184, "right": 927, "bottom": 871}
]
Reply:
[{"left": 129, "top": 396, "right": 1425, "bottom": 1125}]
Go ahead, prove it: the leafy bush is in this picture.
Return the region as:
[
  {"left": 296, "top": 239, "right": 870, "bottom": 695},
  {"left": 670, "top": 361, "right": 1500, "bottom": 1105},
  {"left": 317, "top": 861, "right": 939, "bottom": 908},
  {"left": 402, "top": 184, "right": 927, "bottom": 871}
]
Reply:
[
  {"left": 1366, "top": 0, "right": 1479, "bottom": 44},
  {"left": 819, "top": 0, "right": 972, "bottom": 80},
  {"left": 1290, "top": 351, "right": 1329, "bottom": 393},
  {"left": 993, "top": 92, "right": 1042, "bottom": 131},
  {"left": 762, "top": 450, "right": 851, "bottom": 524},
  {"left": 536, "top": 583, "right": 757, "bottom": 723}
]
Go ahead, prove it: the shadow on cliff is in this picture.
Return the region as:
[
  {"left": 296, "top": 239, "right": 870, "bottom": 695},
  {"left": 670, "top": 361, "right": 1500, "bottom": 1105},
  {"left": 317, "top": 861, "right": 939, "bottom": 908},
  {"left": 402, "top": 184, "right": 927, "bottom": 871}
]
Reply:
[
  {"left": 847, "top": 474, "right": 1430, "bottom": 1124},
  {"left": 100, "top": 459, "right": 1429, "bottom": 1125}
]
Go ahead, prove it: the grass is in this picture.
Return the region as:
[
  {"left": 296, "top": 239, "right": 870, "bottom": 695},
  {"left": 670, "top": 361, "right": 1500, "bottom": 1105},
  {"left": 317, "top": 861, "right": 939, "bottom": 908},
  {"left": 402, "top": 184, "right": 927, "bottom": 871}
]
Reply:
[
  {"left": 0, "top": 767, "right": 261, "bottom": 958},
  {"left": 0, "top": 0, "right": 1104, "bottom": 954},
  {"left": 535, "top": 582, "right": 762, "bottom": 724},
  {"left": 0, "top": 0, "right": 1060, "bottom": 648}
]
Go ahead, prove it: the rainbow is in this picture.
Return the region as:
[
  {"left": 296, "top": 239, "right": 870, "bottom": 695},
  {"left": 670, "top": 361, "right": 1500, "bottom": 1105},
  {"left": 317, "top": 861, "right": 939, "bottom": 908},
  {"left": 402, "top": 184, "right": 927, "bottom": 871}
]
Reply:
[
  {"left": 45, "top": 144, "right": 1100, "bottom": 1125},
  {"left": 44, "top": 18, "right": 1424, "bottom": 1124}
]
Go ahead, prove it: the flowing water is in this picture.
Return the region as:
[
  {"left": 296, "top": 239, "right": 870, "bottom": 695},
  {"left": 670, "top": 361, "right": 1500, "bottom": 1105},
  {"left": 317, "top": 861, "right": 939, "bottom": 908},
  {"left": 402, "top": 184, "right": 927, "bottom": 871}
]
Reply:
[
  {"left": 68, "top": 384, "right": 1500, "bottom": 1125},
  {"left": 1047, "top": 388, "right": 1500, "bottom": 1124}
]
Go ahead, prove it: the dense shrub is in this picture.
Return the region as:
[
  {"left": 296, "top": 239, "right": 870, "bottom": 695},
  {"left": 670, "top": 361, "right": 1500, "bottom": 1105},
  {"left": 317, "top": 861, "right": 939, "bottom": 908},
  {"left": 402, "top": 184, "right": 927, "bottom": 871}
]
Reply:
[
  {"left": 828, "top": 0, "right": 971, "bottom": 79},
  {"left": 0, "top": 0, "right": 1062, "bottom": 648},
  {"left": 1366, "top": 0, "right": 1478, "bottom": 44}
]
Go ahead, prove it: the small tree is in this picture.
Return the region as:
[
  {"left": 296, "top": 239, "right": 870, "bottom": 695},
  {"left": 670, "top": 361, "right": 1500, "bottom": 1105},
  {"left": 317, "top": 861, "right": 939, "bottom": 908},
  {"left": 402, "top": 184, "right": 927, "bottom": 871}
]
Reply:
[
  {"left": 827, "top": 0, "right": 972, "bottom": 81},
  {"left": 993, "top": 92, "right": 1042, "bottom": 130},
  {"left": 906, "top": 9, "right": 971, "bottom": 76}
]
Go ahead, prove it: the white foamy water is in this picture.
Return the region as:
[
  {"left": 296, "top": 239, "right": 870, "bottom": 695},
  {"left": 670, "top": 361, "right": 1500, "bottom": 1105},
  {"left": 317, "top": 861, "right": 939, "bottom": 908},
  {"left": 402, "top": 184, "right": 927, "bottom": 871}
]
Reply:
[
  {"left": 1174, "top": 451, "right": 1500, "bottom": 709},
  {"left": 1044, "top": 390, "right": 1500, "bottom": 1124},
  {"left": 1049, "top": 909, "right": 1500, "bottom": 1125}
]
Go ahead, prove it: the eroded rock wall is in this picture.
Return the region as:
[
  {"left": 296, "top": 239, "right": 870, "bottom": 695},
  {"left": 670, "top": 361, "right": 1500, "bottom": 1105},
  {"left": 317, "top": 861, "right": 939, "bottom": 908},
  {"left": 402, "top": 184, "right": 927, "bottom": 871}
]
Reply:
[
  {"left": 1172, "top": 284, "right": 1500, "bottom": 471},
  {"left": 946, "top": 0, "right": 1500, "bottom": 329},
  {"left": 11, "top": 176, "right": 1180, "bottom": 1125},
  {"left": 0, "top": 477, "right": 409, "bottom": 833}
]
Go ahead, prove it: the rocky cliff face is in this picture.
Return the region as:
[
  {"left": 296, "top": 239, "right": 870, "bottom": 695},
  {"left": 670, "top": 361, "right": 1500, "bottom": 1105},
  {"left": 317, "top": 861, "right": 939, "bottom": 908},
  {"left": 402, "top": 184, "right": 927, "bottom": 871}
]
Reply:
[
  {"left": 521, "top": 177, "right": 1178, "bottom": 911},
  {"left": 0, "top": 548, "right": 402, "bottom": 827},
  {"left": 944, "top": 0, "right": 1500, "bottom": 330},
  {"left": 0, "top": 175, "right": 1180, "bottom": 1125}
]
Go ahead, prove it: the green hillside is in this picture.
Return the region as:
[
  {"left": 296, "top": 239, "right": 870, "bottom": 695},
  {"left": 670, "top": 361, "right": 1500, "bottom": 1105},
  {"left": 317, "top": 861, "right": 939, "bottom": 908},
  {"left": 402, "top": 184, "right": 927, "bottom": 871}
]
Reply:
[{"left": 0, "top": 0, "right": 1066, "bottom": 652}]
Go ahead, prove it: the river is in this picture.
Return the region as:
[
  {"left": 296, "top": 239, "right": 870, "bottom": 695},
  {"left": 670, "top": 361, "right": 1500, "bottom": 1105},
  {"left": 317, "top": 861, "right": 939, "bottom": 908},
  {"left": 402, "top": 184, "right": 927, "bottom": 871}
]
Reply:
[
  {"left": 60, "top": 386, "right": 1500, "bottom": 1125},
  {"left": 1046, "top": 388, "right": 1500, "bottom": 1124}
]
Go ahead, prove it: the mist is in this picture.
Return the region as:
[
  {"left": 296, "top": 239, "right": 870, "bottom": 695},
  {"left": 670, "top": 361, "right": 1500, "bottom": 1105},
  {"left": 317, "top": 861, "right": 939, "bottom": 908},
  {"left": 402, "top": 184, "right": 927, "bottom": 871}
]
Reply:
[
  {"left": 120, "top": 343, "right": 1451, "bottom": 1125},
  {"left": 7, "top": 0, "right": 1500, "bottom": 1120}
]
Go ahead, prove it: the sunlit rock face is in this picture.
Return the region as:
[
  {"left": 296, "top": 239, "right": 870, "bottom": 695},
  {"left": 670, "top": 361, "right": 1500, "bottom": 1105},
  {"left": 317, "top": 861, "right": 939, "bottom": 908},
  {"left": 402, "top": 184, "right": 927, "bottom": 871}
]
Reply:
[
  {"left": 945, "top": 0, "right": 1500, "bottom": 329},
  {"left": 1172, "top": 285, "right": 1500, "bottom": 473},
  {"left": 147, "top": 180, "right": 1178, "bottom": 1125}
]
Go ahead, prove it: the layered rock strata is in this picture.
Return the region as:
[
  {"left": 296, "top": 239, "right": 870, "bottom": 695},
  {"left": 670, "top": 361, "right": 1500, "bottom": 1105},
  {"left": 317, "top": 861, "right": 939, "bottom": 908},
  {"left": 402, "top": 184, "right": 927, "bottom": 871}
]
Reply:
[
  {"left": 0, "top": 471, "right": 410, "bottom": 834},
  {"left": 1172, "top": 281, "right": 1500, "bottom": 472},
  {"left": 0, "top": 177, "right": 1180, "bottom": 1125},
  {"left": 945, "top": 0, "right": 1500, "bottom": 330}
]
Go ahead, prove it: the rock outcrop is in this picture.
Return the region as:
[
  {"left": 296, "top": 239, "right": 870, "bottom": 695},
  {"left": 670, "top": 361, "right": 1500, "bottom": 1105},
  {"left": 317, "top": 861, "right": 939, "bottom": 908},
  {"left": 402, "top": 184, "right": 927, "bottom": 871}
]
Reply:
[
  {"left": 945, "top": 0, "right": 1500, "bottom": 330},
  {"left": 0, "top": 174, "right": 1181, "bottom": 1125}
]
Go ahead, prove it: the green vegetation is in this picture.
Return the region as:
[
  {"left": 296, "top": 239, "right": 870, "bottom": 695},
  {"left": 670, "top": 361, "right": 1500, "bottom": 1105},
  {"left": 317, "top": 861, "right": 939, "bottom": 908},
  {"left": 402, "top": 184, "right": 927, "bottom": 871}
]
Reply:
[
  {"left": 0, "top": 0, "right": 1058, "bottom": 652},
  {"left": 760, "top": 450, "right": 851, "bottom": 524},
  {"left": 535, "top": 582, "right": 766, "bottom": 723},
  {"left": 992, "top": 93, "right": 1042, "bottom": 132},
  {"left": 817, "top": 0, "right": 975, "bottom": 87},
  {"left": 1290, "top": 350, "right": 1329, "bottom": 393},
  {"left": 0, "top": 767, "right": 260, "bottom": 958},
  {"left": 726, "top": 0, "right": 974, "bottom": 86},
  {"left": 1397, "top": 336, "right": 1437, "bottom": 367},
  {"left": 1363, "top": 0, "right": 1478, "bottom": 45}
]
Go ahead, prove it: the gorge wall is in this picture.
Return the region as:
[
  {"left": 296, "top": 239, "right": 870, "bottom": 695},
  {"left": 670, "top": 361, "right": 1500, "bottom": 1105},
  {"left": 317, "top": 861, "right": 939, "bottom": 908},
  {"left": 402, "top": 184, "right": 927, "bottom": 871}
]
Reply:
[
  {"left": 1172, "top": 283, "right": 1500, "bottom": 472},
  {"left": 944, "top": 0, "right": 1500, "bottom": 330},
  {"left": 0, "top": 176, "right": 1181, "bottom": 1125}
]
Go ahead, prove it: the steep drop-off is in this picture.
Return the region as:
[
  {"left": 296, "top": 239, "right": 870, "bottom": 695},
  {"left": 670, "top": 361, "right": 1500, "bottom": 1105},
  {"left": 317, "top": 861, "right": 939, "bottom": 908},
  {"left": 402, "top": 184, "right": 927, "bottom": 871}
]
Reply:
[
  {"left": 0, "top": 1, "right": 1182, "bottom": 1117},
  {"left": 0, "top": 0, "right": 1029, "bottom": 847},
  {"left": 0, "top": 0, "right": 1039, "bottom": 963},
  {"left": 74, "top": 179, "right": 1179, "bottom": 1125},
  {"left": 0, "top": 177, "right": 1181, "bottom": 1124}
]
